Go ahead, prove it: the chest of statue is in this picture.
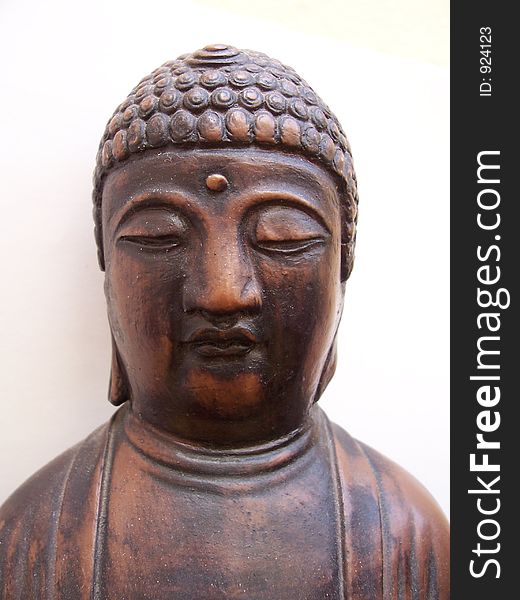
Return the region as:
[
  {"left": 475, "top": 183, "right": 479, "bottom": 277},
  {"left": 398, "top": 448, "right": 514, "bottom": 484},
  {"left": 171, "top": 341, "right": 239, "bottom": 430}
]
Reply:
[{"left": 95, "top": 408, "right": 344, "bottom": 600}]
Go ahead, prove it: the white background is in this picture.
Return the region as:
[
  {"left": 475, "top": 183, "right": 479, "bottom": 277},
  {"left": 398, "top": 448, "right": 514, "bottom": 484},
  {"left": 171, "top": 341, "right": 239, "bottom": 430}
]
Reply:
[{"left": 0, "top": 0, "right": 449, "bottom": 514}]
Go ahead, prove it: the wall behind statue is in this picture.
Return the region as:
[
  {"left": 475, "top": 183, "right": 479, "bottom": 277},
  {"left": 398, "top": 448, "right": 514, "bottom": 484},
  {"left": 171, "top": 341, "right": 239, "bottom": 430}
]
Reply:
[{"left": 0, "top": 0, "right": 449, "bottom": 514}]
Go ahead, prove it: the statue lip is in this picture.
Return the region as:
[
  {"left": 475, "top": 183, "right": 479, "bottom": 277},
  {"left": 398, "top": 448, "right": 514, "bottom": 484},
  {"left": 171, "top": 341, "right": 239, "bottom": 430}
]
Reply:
[{"left": 184, "top": 327, "right": 258, "bottom": 357}]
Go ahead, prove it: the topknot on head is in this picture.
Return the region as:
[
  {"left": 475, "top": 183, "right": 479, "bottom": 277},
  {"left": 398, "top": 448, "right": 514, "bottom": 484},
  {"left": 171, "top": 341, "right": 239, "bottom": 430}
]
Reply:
[{"left": 95, "top": 44, "right": 352, "bottom": 175}]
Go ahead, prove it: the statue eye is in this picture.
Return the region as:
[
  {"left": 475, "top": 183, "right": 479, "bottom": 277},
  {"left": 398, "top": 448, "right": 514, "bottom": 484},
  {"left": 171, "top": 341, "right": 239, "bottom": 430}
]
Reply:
[
  {"left": 254, "top": 205, "right": 328, "bottom": 255},
  {"left": 116, "top": 208, "right": 187, "bottom": 251},
  {"left": 120, "top": 234, "right": 182, "bottom": 249}
]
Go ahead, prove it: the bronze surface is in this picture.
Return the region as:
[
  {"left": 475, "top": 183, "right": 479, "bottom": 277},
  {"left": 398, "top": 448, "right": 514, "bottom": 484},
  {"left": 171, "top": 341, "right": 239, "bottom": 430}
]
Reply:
[{"left": 0, "top": 45, "right": 449, "bottom": 599}]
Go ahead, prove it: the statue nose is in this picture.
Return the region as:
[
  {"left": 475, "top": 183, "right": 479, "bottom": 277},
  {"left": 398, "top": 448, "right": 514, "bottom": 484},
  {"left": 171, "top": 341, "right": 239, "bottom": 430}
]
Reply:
[{"left": 182, "top": 236, "right": 262, "bottom": 317}]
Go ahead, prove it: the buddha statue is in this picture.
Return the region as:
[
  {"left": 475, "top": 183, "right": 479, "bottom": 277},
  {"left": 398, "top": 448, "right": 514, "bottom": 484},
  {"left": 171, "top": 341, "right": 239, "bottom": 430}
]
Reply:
[{"left": 0, "top": 45, "right": 449, "bottom": 599}]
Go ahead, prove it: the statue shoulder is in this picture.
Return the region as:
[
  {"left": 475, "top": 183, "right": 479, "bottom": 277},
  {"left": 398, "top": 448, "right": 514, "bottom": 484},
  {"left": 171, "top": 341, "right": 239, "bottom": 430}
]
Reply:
[
  {"left": 359, "top": 439, "right": 448, "bottom": 533},
  {"left": 329, "top": 420, "right": 449, "bottom": 598},
  {"left": 0, "top": 421, "right": 111, "bottom": 593},
  {"left": 330, "top": 420, "right": 449, "bottom": 533},
  {"left": 0, "top": 443, "right": 79, "bottom": 527},
  {"left": 0, "top": 422, "right": 109, "bottom": 523}
]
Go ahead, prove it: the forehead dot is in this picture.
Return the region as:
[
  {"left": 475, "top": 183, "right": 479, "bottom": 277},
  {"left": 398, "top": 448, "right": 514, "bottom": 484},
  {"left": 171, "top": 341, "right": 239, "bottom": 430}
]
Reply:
[{"left": 206, "top": 174, "right": 229, "bottom": 192}]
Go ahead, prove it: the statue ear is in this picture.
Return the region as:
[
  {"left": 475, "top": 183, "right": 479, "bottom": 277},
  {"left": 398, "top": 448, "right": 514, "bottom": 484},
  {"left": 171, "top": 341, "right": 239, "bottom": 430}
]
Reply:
[
  {"left": 314, "top": 283, "right": 344, "bottom": 403},
  {"left": 109, "top": 335, "right": 130, "bottom": 406},
  {"left": 340, "top": 242, "right": 349, "bottom": 282},
  {"left": 313, "top": 336, "right": 338, "bottom": 403},
  {"left": 341, "top": 240, "right": 355, "bottom": 282}
]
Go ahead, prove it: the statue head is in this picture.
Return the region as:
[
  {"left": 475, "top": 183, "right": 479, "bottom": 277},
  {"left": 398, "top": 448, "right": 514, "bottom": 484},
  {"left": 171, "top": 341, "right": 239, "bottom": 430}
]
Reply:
[{"left": 93, "top": 45, "right": 358, "bottom": 445}]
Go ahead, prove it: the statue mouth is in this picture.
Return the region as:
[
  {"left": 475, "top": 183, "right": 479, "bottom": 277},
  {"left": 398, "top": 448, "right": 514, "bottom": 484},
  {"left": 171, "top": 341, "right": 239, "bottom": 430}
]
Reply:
[{"left": 184, "top": 327, "right": 258, "bottom": 358}]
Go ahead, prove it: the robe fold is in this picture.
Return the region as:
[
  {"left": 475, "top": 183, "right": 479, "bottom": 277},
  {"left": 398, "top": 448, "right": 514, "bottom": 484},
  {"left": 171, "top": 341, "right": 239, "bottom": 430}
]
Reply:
[{"left": 0, "top": 405, "right": 449, "bottom": 599}]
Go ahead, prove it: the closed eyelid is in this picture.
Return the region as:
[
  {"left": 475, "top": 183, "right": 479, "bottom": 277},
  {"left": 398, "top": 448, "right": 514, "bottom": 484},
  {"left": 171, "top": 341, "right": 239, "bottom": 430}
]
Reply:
[
  {"left": 109, "top": 190, "right": 198, "bottom": 235},
  {"left": 115, "top": 211, "right": 188, "bottom": 240},
  {"left": 114, "top": 204, "right": 192, "bottom": 238},
  {"left": 242, "top": 192, "right": 333, "bottom": 237},
  {"left": 254, "top": 206, "right": 329, "bottom": 242},
  {"left": 240, "top": 181, "right": 336, "bottom": 227}
]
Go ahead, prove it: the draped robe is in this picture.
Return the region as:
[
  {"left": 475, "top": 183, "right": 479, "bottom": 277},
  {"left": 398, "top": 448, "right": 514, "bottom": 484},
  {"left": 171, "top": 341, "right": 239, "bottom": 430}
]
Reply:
[{"left": 0, "top": 405, "right": 449, "bottom": 599}]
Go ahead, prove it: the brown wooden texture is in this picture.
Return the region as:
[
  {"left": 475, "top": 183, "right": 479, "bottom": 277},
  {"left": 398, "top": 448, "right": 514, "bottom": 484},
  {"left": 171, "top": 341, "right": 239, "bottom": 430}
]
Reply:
[{"left": 0, "top": 45, "right": 449, "bottom": 599}]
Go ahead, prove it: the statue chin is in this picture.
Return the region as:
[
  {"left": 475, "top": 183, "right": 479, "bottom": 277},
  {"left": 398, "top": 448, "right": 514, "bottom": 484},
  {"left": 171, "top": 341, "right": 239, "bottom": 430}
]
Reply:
[
  {"left": 0, "top": 44, "right": 449, "bottom": 600},
  {"left": 184, "top": 370, "right": 265, "bottom": 420}
]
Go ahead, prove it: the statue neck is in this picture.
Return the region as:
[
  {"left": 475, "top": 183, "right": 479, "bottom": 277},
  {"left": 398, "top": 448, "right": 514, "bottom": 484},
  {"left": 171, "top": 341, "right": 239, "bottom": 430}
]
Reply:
[
  {"left": 128, "top": 394, "right": 315, "bottom": 448},
  {"left": 123, "top": 404, "right": 320, "bottom": 478}
]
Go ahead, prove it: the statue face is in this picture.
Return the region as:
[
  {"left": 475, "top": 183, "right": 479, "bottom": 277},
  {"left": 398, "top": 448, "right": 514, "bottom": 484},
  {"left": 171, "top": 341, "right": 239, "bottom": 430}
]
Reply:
[{"left": 102, "top": 148, "right": 343, "bottom": 444}]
